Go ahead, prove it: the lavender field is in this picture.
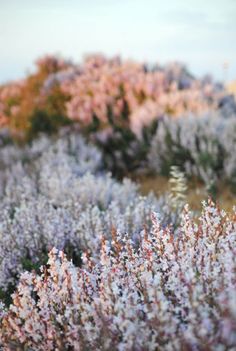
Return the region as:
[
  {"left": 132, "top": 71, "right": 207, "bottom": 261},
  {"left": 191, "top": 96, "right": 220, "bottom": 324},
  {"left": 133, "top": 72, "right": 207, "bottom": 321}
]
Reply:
[{"left": 0, "top": 1, "right": 236, "bottom": 350}]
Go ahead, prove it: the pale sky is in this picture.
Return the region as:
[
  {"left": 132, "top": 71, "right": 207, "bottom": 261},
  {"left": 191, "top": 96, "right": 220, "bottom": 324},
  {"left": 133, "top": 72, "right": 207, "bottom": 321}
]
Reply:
[{"left": 0, "top": 0, "right": 236, "bottom": 83}]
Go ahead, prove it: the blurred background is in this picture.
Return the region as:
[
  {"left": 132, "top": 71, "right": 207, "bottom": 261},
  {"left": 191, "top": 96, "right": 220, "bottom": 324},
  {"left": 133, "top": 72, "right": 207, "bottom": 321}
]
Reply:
[{"left": 1, "top": 0, "right": 236, "bottom": 83}]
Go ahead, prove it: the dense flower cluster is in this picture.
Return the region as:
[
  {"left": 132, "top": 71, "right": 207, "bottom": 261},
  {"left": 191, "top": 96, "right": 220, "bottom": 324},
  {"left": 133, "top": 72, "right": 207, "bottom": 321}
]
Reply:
[
  {"left": 0, "top": 54, "right": 233, "bottom": 137},
  {"left": 55, "top": 55, "right": 227, "bottom": 134},
  {"left": 0, "top": 131, "right": 171, "bottom": 291},
  {"left": 148, "top": 113, "right": 236, "bottom": 186},
  {"left": 1, "top": 201, "right": 235, "bottom": 350}
]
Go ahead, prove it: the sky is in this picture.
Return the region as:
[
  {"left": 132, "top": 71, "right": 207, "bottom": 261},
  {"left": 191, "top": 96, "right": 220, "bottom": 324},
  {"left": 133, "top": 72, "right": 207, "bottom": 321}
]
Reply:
[{"left": 0, "top": 0, "right": 236, "bottom": 84}]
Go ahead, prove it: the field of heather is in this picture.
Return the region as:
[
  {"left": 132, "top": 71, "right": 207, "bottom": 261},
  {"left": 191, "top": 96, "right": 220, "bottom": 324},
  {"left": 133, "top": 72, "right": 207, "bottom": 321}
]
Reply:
[
  {"left": 0, "top": 52, "right": 235, "bottom": 350},
  {"left": 2, "top": 3, "right": 236, "bottom": 351}
]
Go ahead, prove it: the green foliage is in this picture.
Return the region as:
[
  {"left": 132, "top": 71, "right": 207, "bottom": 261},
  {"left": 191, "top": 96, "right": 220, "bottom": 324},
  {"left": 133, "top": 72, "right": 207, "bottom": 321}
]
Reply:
[
  {"left": 27, "top": 109, "right": 71, "bottom": 139},
  {"left": 64, "top": 243, "right": 83, "bottom": 268},
  {"left": 84, "top": 114, "right": 100, "bottom": 134},
  {"left": 0, "top": 284, "right": 15, "bottom": 306},
  {"left": 92, "top": 105, "right": 158, "bottom": 178},
  {"left": 159, "top": 127, "right": 193, "bottom": 176},
  {"left": 156, "top": 123, "right": 226, "bottom": 196},
  {"left": 229, "top": 173, "right": 236, "bottom": 194}
]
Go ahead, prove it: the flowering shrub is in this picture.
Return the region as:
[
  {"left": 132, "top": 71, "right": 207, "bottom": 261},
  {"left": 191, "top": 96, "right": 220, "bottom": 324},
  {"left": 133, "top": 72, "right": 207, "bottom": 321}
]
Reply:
[
  {"left": 148, "top": 113, "right": 236, "bottom": 190},
  {"left": 0, "top": 131, "right": 172, "bottom": 294},
  {"left": 0, "top": 55, "right": 71, "bottom": 136},
  {"left": 0, "top": 129, "right": 102, "bottom": 194},
  {"left": 0, "top": 81, "right": 24, "bottom": 128},
  {"left": 57, "top": 55, "right": 227, "bottom": 135},
  {"left": 1, "top": 54, "right": 236, "bottom": 179},
  {"left": 1, "top": 200, "right": 236, "bottom": 350},
  {"left": 1, "top": 54, "right": 234, "bottom": 139}
]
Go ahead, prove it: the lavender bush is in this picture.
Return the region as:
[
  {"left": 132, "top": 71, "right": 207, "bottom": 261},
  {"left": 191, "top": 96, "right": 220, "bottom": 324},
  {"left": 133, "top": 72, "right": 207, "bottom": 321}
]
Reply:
[
  {"left": 1, "top": 200, "right": 235, "bottom": 350},
  {"left": 148, "top": 113, "right": 236, "bottom": 189},
  {"left": 0, "top": 131, "right": 170, "bottom": 292}
]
